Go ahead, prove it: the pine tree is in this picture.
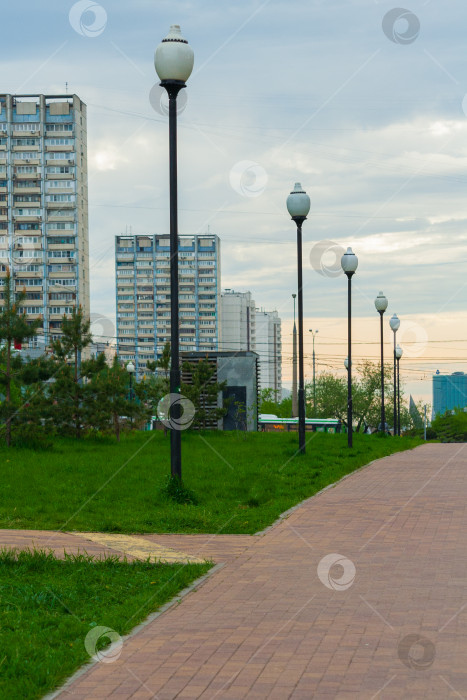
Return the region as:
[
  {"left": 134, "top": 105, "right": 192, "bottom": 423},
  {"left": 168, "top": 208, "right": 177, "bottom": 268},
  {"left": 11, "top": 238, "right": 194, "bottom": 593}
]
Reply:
[
  {"left": 85, "top": 356, "right": 150, "bottom": 440},
  {"left": 181, "top": 358, "right": 228, "bottom": 430},
  {"left": 50, "top": 306, "right": 93, "bottom": 439},
  {"left": 0, "top": 269, "right": 41, "bottom": 446}
]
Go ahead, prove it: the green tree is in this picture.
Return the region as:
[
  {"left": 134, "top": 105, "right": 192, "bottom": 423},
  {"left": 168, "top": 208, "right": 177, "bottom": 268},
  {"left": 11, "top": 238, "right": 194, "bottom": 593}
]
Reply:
[
  {"left": 310, "top": 361, "right": 397, "bottom": 432},
  {"left": 181, "top": 358, "right": 228, "bottom": 430},
  {"left": 85, "top": 356, "right": 150, "bottom": 440},
  {"left": 50, "top": 307, "right": 93, "bottom": 439},
  {"left": 0, "top": 270, "right": 41, "bottom": 445}
]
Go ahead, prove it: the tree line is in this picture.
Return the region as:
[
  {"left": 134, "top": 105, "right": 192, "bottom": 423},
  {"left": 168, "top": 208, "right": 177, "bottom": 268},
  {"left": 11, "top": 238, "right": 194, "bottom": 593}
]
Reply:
[
  {"left": 0, "top": 271, "right": 227, "bottom": 447},
  {"left": 260, "top": 360, "right": 423, "bottom": 432}
]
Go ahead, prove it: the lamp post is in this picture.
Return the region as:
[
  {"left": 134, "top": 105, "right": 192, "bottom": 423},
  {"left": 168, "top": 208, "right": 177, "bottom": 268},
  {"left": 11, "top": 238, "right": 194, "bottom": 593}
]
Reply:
[
  {"left": 308, "top": 329, "right": 319, "bottom": 415},
  {"left": 341, "top": 248, "right": 358, "bottom": 448},
  {"left": 396, "top": 343, "right": 403, "bottom": 435},
  {"left": 155, "top": 25, "right": 194, "bottom": 480},
  {"left": 389, "top": 314, "right": 400, "bottom": 436},
  {"left": 127, "top": 361, "right": 135, "bottom": 425},
  {"left": 292, "top": 294, "right": 298, "bottom": 417},
  {"left": 287, "top": 182, "right": 310, "bottom": 455},
  {"left": 374, "top": 291, "right": 388, "bottom": 434}
]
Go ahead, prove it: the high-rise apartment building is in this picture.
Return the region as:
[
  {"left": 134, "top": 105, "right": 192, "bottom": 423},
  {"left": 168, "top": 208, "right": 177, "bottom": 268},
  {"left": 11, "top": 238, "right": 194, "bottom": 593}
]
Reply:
[
  {"left": 0, "top": 94, "right": 89, "bottom": 344},
  {"left": 220, "top": 289, "right": 256, "bottom": 351},
  {"left": 255, "top": 309, "right": 282, "bottom": 398},
  {"left": 115, "top": 233, "right": 220, "bottom": 375},
  {"left": 220, "top": 289, "right": 282, "bottom": 398}
]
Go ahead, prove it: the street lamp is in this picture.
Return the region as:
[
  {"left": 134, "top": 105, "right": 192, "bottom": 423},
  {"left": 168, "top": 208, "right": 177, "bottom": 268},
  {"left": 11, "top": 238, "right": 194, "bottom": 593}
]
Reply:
[
  {"left": 341, "top": 247, "right": 358, "bottom": 448},
  {"left": 155, "top": 25, "right": 194, "bottom": 480},
  {"left": 308, "top": 329, "right": 319, "bottom": 415},
  {"left": 374, "top": 291, "right": 388, "bottom": 434},
  {"left": 396, "top": 343, "right": 403, "bottom": 435},
  {"left": 389, "top": 314, "right": 400, "bottom": 436},
  {"left": 287, "top": 182, "right": 310, "bottom": 454},
  {"left": 344, "top": 357, "right": 349, "bottom": 370},
  {"left": 127, "top": 361, "right": 135, "bottom": 425},
  {"left": 292, "top": 294, "right": 298, "bottom": 417}
]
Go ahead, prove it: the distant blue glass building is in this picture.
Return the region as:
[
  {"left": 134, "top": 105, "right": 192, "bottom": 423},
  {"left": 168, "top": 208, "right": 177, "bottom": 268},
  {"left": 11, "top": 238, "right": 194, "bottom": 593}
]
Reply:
[{"left": 432, "top": 372, "right": 467, "bottom": 416}]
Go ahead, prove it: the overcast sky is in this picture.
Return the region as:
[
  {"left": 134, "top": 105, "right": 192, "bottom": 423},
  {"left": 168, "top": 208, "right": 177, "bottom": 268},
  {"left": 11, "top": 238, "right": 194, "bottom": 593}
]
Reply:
[{"left": 5, "top": 0, "right": 467, "bottom": 406}]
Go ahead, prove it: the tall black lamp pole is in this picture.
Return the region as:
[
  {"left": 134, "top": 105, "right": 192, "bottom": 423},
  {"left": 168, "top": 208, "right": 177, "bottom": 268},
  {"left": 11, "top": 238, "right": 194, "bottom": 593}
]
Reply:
[
  {"left": 155, "top": 25, "right": 194, "bottom": 480},
  {"left": 341, "top": 248, "right": 358, "bottom": 448},
  {"left": 396, "top": 344, "right": 403, "bottom": 435},
  {"left": 389, "top": 314, "right": 400, "bottom": 436},
  {"left": 374, "top": 291, "right": 388, "bottom": 434},
  {"left": 287, "top": 183, "right": 311, "bottom": 455}
]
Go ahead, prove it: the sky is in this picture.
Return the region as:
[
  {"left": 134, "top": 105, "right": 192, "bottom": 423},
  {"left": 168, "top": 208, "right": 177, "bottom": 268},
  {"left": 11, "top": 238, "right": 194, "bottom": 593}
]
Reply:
[{"left": 4, "top": 0, "right": 467, "bottom": 408}]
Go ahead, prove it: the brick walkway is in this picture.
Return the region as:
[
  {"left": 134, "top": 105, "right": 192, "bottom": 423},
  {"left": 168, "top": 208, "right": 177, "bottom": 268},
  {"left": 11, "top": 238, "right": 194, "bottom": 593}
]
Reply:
[{"left": 46, "top": 444, "right": 467, "bottom": 697}]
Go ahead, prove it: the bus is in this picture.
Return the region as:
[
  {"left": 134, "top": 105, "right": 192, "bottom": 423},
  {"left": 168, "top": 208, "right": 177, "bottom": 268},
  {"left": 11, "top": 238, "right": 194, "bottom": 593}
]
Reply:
[{"left": 258, "top": 416, "right": 344, "bottom": 434}]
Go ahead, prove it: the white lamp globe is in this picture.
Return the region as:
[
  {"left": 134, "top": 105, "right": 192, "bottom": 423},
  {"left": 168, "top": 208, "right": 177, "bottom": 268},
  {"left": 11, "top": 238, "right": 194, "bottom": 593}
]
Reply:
[
  {"left": 389, "top": 313, "right": 400, "bottom": 332},
  {"left": 395, "top": 344, "right": 403, "bottom": 359},
  {"left": 374, "top": 291, "right": 388, "bottom": 313},
  {"left": 155, "top": 25, "right": 194, "bottom": 83},
  {"left": 344, "top": 357, "right": 349, "bottom": 369},
  {"left": 127, "top": 361, "right": 135, "bottom": 374},
  {"left": 286, "top": 183, "right": 310, "bottom": 219},
  {"left": 341, "top": 247, "right": 358, "bottom": 275}
]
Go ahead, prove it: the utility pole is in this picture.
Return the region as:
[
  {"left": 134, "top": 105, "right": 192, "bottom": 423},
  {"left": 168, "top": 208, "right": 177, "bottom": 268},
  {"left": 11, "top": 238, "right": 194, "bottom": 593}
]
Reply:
[{"left": 309, "top": 329, "right": 319, "bottom": 415}]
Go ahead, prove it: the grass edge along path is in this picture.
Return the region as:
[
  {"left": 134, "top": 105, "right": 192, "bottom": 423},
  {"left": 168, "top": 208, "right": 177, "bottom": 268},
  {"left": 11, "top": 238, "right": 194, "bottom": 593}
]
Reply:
[
  {"left": 0, "top": 548, "right": 212, "bottom": 700},
  {"left": 0, "top": 432, "right": 423, "bottom": 535}
]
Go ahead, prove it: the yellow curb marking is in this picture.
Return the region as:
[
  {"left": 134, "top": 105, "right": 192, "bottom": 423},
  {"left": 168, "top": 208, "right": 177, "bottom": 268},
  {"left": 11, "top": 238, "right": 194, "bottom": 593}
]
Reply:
[{"left": 71, "top": 532, "right": 205, "bottom": 564}]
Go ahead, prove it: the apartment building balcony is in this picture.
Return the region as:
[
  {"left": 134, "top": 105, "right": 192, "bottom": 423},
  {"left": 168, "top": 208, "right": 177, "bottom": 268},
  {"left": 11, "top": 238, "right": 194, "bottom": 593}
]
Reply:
[
  {"left": 13, "top": 186, "right": 41, "bottom": 195},
  {"left": 46, "top": 201, "right": 74, "bottom": 209},
  {"left": 12, "top": 144, "right": 40, "bottom": 152},
  {"left": 45, "top": 172, "right": 75, "bottom": 180},
  {"left": 45, "top": 144, "right": 73, "bottom": 152},
  {"left": 12, "top": 172, "right": 39, "bottom": 181},
  {"left": 45, "top": 157, "right": 75, "bottom": 166},
  {"left": 11, "top": 128, "right": 40, "bottom": 137},
  {"left": 15, "top": 283, "right": 43, "bottom": 292},
  {"left": 0, "top": 214, "right": 8, "bottom": 222},
  {"left": 47, "top": 243, "right": 75, "bottom": 251},
  {"left": 47, "top": 212, "right": 75, "bottom": 221},
  {"left": 45, "top": 130, "right": 74, "bottom": 139},
  {"left": 116, "top": 253, "right": 134, "bottom": 262},
  {"left": 14, "top": 199, "right": 42, "bottom": 209},
  {"left": 0, "top": 187, "right": 7, "bottom": 194}
]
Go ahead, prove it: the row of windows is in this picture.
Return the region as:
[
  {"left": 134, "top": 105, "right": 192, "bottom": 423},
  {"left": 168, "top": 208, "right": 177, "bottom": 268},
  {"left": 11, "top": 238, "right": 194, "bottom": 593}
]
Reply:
[
  {"left": 50, "top": 306, "right": 74, "bottom": 314},
  {"left": 0, "top": 123, "right": 73, "bottom": 133},
  {"left": 45, "top": 138, "right": 74, "bottom": 146}
]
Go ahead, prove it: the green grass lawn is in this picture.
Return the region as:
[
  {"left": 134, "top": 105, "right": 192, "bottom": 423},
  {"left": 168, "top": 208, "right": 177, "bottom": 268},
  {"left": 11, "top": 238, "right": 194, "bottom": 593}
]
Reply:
[
  {"left": 0, "top": 548, "right": 211, "bottom": 700},
  {"left": 0, "top": 431, "right": 421, "bottom": 534}
]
